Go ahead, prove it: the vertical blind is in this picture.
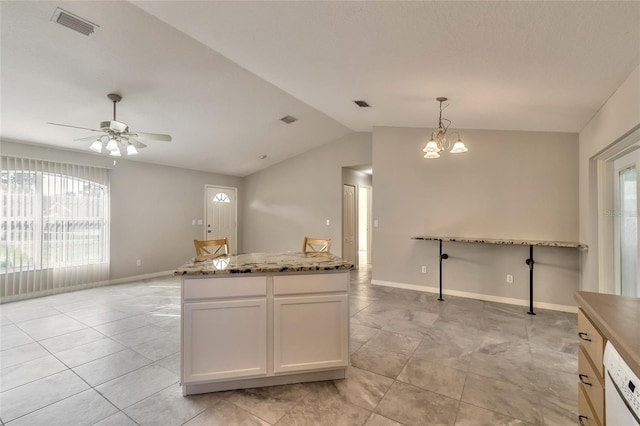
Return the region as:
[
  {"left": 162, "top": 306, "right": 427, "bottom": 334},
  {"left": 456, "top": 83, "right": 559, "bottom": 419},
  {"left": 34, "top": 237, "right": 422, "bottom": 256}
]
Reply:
[{"left": 1, "top": 156, "right": 110, "bottom": 301}]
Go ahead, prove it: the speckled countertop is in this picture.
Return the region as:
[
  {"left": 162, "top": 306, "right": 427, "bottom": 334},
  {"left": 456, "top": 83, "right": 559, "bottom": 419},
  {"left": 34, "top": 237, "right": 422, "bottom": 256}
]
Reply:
[
  {"left": 412, "top": 235, "right": 587, "bottom": 249},
  {"left": 175, "top": 252, "right": 354, "bottom": 275},
  {"left": 575, "top": 291, "right": 640, "bottom": 375}
]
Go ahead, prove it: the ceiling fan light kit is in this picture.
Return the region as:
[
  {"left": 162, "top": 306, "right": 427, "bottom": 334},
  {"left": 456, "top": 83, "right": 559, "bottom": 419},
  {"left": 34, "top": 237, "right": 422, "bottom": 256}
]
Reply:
[
  {"left": 422, "top": 97, "right": 468, "bottom": 159},
  {"left": 48, "top": 93, "right": 172, "bottom": 156}
]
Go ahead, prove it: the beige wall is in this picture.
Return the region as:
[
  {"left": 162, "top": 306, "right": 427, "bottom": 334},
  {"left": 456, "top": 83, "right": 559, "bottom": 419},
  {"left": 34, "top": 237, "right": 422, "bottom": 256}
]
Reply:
[
  {"left": 242, "top": 132, "right": 372, "bottom": 255},
  {"left": 371, "top": 127, "right": 580, "bottom": 308},
  {"left": 579, "top": 64, "right": 640, "bottom": 292},
  {"left": 1, "top": 140, "right": 243, "bottom": 281}
]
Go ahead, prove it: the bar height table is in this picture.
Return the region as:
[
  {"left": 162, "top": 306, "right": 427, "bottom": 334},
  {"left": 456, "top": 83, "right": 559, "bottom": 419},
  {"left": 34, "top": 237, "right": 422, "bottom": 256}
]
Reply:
[{"left": 412, "top": 236, "right": 587, "bottom": 315}]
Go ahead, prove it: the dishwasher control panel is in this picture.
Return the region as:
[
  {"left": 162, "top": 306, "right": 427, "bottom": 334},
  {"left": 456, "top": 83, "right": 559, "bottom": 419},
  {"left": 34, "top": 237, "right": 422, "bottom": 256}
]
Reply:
[{"left": 604, "top": 342, "right": 640, "bottom": 419}]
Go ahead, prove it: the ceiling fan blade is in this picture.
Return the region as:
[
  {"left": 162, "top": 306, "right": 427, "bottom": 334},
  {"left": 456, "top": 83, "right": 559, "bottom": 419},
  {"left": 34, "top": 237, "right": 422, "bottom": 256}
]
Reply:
[
  {"left": 128, "top": 138, "right": 147, "bottom": 149},
  {"left": 74, "top": 135, "right": 105, "bottom": 142},
  {"left": 48, "top": 122, "right": 103, "bottom": 132},
  {"left": 126, "top": 132, "right": 172, "bottom": 141}
]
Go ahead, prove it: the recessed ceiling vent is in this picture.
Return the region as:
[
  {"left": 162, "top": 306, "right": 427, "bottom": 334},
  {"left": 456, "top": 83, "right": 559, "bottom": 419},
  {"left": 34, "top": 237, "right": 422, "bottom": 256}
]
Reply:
[
  {"left": 353, "top": 100, "right": 371, "bottom": 108},
  {"left": 280, "top": 115, "right": 297, "bottom": 124},
  {"left": 51, "top": 8, "right": 98, "bottom": 36}
]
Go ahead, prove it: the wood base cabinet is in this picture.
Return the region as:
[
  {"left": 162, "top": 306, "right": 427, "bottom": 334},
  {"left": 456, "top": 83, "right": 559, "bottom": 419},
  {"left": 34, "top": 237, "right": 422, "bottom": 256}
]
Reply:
[{"left": 577, "top": 308, "right": 606, "bottom": 425}]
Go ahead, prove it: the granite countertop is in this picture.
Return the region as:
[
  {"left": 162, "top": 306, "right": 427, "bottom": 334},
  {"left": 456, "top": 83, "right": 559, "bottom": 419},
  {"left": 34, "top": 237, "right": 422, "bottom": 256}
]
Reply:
[
  {"left": 175, "top": 252, "right": 354, "bottom": 275},
  {"left": 575, "top": 291, "right": 640, "bottom": 375},
  {"left": 412, "top": 235, "right": 587, "bottom": 249}
]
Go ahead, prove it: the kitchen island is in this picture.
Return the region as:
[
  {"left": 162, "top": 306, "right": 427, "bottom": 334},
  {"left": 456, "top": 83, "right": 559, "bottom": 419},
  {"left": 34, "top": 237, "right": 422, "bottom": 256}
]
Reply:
[{"left": 174, "top": 252, "right": 354, "bottom": 395}]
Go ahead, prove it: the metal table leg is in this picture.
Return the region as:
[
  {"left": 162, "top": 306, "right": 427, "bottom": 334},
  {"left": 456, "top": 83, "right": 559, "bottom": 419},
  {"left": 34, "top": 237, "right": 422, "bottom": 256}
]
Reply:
[
  {"left": 525, "top": 244, "right": 536, "bottom": 315},
  {"left": 439, "top": 239, "right": 448, "bottom": 301}
]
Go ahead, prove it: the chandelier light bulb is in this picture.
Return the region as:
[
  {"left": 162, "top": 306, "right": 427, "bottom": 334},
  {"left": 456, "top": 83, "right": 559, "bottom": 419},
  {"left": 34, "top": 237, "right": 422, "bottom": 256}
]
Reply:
[
  {"left": 424, "top": 151, "right": 440, "bottom": 159},
  {"left": 109, "top": 147, "right": 122, "bottom": 157}
]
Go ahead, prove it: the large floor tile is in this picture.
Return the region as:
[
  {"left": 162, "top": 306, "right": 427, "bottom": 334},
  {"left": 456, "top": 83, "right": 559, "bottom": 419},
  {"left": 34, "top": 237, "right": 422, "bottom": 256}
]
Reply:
[
  {"left": 454, "top": 402, "right": 528, "bottom": 425},
  {"left": 14, "top": 314, "right": 87, "bottom": 341},
  {"left": 363, "top": 330, "right": 421, "bottom": 355},
  {"left": 2, "top": 305, "right": 61, "bottom": 324},
  {"left": 130, "top": 334, "right": 179, "bottom": 361},
  {"left": 38, "top": 328, "right": 106, "bottom": 354},
  {"left": 92, "top": 411, "right": 138, "bottom": 426},
  {"left": 461, "top": 373, "right": 544, "bottom": 425},
  {"left": 96, "top": 364, "right": 178, "bottom": 409},
  {"left": 0, "top": 342, "right": 49, "bottom": 369},
  {"left": 227, "top": 383, "right": 310, "bottom": 424},
  {"left": 332, "top": 367, "right": 394, "bottom": 411},
  {"left": 54, "top": 337, "right": 126, "bottom": 367},
  {"left": 364, "top": 413, "right": 404, "bottom": 426},
  {"left": 7, "top": 388, "right": 118, "bottom": 426},
  {"left": 72, "top": 349, "right": 153, "bottom": 386},
  {"left": 375, "top": 381, "right": 459, "bottom": 426},
  {"left": 0, "top": 370, "right": 88, "bottom": 422},
  {"left": 110, "top": 324, "right": 174, "bottom": 348},
  {"left": 93, "top": 313, "right": 156, "bottom": 336},
  {"left": 124, "top": 384, "right": 207, "bottom": 426},
  {"left": 351, "top": 344, "right": 410, "bottom": 378},
  {"left": 397, "top": 357, "right": 467, "bottom": 400},
  {"left": 0, "top": 325, "right": 35, "bottom": 351},
  {"left": 277, "top": 381, "right": 371, "bottom": 426},
  {"left": 0, "top": 355, "right": 67, "bottom": 391},
  {"left": 183, "top": 400, "right": 270, "bottom": 426}
]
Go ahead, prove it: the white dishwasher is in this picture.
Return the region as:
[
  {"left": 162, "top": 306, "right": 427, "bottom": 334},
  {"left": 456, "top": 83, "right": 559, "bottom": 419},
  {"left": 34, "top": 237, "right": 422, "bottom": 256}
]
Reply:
[{"left": 603, "top": 341, "right": 640, "bottom": 425}]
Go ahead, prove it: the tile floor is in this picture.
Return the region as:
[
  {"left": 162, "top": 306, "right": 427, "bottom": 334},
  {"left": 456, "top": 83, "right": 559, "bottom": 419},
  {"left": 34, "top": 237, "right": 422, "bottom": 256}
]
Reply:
[{"left": 0, "top": 267, "right": 579, "bottom": 425}]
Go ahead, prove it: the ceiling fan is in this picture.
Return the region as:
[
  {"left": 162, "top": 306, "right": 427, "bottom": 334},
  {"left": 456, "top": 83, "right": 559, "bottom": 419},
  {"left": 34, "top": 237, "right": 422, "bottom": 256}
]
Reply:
[{"left": 48, "top": 93, "right": 172, "bottom": 156}]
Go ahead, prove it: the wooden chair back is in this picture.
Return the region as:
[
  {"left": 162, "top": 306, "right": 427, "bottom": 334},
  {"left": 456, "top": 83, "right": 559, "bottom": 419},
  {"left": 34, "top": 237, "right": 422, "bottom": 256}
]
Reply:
[
  {"left": 194, "top": 238, "right": 230, "bottom": 258},
  {"left": 302, "top": 237, "right": 332, "bottom": 253}
]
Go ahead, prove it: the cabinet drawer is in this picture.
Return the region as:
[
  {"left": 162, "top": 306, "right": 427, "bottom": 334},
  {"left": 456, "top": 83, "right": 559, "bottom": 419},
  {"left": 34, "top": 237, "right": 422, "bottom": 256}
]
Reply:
[
  {"left": 578, "top": 309, "right": 605, "bottom": 377},
  {"left": 183, "top": 276, "right": 267, "bottom": 300},
  {"left": 578, "top": 382, "right": 602, "bottom": 426},
  {"left": 578, "top": 346, "right": 604, "bottom": 425},
  {"left": 274, "top": 273, "right": 348, "bottom": 295}
]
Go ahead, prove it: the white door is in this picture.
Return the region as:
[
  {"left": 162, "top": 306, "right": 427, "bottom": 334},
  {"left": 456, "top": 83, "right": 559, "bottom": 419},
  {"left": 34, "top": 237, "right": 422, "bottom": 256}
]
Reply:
[
  {"left": 205, "top": 186, "right": 237, "bottom": 254},
  {"left": 342, "top": 185, "right": 356, "bottom": 263},
  {"left": 614, "top": 149, "right": 640, "bottom": 298}
]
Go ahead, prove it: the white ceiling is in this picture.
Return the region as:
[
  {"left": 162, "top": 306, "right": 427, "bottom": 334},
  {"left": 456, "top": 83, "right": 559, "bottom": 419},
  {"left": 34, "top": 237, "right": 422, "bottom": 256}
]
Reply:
[{"left": 2, "top": 1, "right": 640, "bottom": 176}]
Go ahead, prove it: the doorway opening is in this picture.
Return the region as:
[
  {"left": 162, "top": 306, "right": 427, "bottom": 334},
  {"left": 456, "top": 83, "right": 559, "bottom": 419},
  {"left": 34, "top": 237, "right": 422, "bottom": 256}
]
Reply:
[
  {"left": 358, "top": 186, "right": 372, "bottom": 266},
  {"left": 342, "top": 166, "right": 373, "bottom": 269}
]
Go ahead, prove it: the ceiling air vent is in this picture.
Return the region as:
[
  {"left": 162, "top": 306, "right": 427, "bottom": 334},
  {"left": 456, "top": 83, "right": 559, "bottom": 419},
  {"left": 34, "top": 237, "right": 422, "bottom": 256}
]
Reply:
[
  {"left": 353, "top": 100, "right": 371, "bottom": 108},
  {"left": 51, "top": 8, "right": 98, "bottom": 36},
  {"left": 280, "top": 115, "right": 298, "bottom": 124}
]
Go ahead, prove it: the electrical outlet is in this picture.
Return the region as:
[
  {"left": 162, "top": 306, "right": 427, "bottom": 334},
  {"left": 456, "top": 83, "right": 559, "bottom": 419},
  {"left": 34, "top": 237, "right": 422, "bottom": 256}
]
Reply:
[
  {"left": 136, "top": 259, "right": 142, "bottom": 267},
  {"left": 421, "top": 266, "right": 427, "bottom": 274},
  {"left": 326, "top": 219, "right": 330, "bottom": 226},
  {"left": 506, "top": 274, "right": 514, "bottom": 284}
]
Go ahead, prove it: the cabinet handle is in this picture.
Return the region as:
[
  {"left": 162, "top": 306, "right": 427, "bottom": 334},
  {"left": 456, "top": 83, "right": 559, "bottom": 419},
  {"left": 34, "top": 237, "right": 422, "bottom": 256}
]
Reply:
[
  {"left": 578, "top": 415, "right": 588, "bottom": 425},
  {"left": 579, "top": 374, "right": 592, "bottom": 386},
  {"left": 578, "top": 332, "right": 591, "bottom": 342}
]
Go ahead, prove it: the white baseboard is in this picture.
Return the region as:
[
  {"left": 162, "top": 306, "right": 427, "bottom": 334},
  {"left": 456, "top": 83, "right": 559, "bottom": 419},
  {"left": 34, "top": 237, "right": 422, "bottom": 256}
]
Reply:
[
  {"left": 370, "top": 279, "right": 577, "bottom": 313},
  {"left": 1, "top": 270, "right": 175, "bottom": 304},
  {"left": 107, "top": 270, "right": 175, "bottom": 285}
]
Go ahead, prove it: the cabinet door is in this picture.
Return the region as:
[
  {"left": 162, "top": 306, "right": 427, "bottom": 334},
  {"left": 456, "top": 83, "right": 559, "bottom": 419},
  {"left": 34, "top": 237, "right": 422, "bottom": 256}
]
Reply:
[
  {"left": 274, "top": 294, "right": 349, "bottom": 373},
  {"left": 183, "top": 299, "right": 267, "bottom": 383}
]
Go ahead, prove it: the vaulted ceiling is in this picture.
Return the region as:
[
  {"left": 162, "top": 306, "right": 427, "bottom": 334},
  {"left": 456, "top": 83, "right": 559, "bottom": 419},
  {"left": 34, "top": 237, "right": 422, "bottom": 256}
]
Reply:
[{"left": 2, "top": 1, "right": 639, "bottom": 176}]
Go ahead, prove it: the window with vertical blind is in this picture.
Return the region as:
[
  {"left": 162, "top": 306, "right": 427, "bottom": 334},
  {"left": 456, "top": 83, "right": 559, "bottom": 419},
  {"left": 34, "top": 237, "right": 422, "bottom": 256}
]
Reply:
[{"left": 1, "top": 156, "right": 110, "bottom": 300}]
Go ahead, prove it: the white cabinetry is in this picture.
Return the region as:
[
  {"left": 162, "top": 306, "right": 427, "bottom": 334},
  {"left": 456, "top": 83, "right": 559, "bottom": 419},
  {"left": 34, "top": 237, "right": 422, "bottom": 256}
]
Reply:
[
  {"left": 183, "top": 299, "right": 267, "bottom": 383},
  {"left": 181, "top": 271, "right": 349, "bottom": 394},
  {"left": 273, "top": 273, "right": 349, "bottom": 374}
]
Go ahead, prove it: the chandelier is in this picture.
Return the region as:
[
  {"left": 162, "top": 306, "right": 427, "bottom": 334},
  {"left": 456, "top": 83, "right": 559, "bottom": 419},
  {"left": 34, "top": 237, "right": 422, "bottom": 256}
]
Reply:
[{"left": 422, "top": 97, "right": 468, "bottom": 159}]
